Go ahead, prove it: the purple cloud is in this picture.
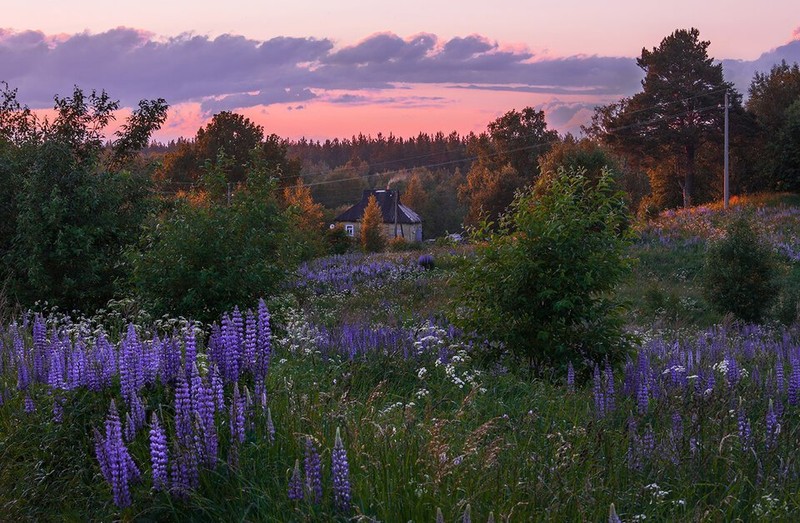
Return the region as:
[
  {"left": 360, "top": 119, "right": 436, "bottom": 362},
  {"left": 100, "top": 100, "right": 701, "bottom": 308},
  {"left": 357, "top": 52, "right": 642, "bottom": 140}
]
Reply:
[{"left": 0, "top": 27, "right": 797, "bottom": 116}]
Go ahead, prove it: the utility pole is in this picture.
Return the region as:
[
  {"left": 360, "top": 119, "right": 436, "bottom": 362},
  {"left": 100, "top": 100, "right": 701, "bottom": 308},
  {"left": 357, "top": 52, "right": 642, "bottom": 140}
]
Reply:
[{"left": 724, "top": 90, "right": 730, "bottom": 210}]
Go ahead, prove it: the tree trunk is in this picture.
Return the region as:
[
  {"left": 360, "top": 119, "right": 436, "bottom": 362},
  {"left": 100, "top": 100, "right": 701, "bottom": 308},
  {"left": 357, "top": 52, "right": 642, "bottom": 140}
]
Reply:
[{"left": 683, "top": 143, "right": 696, "bottom": 208}]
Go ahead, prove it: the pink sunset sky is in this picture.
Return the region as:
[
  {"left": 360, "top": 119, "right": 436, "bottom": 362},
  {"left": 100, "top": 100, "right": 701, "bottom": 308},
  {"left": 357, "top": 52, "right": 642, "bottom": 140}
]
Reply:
[{"left": 3, "top": 1, "right": 800, "bottom": 141}]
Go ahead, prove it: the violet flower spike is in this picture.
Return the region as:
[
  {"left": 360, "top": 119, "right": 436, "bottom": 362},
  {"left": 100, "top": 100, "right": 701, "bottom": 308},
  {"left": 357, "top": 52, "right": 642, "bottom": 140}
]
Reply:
[
  {"left": 288, "top": 459, "right": 303, "bottom": 500},
  {"left": 332, "top": 427, "right": 352, "bottom": 512}
]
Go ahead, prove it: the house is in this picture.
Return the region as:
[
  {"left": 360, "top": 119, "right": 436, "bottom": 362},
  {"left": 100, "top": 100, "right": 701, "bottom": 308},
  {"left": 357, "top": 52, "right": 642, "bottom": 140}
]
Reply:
[{"left": 333, "top": 189, "right": 423, "bottom": 242}]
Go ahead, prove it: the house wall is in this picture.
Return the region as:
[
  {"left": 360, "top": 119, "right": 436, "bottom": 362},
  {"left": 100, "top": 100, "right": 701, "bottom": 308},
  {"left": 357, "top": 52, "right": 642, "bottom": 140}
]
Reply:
[{"left": 338, "top": 221, "right": 422, "bottom": 242}]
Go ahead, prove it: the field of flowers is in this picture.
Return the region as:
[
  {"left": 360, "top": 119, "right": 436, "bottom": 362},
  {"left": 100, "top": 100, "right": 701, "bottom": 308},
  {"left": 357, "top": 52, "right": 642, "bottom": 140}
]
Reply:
[{"left": 2, "top": 209, "right": 800, "bottom": 521}]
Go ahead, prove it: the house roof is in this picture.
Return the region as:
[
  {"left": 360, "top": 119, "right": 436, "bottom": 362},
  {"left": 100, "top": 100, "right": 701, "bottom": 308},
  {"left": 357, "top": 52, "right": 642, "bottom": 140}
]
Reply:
[{"left": 334, "top": 189, "right": 422, "bottom": 224}]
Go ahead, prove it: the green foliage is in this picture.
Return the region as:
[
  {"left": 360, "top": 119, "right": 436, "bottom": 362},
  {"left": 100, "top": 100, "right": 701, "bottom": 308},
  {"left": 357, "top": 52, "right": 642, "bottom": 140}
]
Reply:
[
  {"left": 701, "top": 216, "right": 779, "bottom": 322},
  {"left": 455, "top": 167, "right": 633, "bottom": 370},
  {"left": 326, "top": 224, "right": 353, "bottom": 255},
  {"left": 130, "top": 174, "right": 297, "bottom": 323},
  {"left": 0, "top": 84, "right": 167, "bottom": 312},
  {"left": 772, "top": 99, "right": 800, "bottom": 191},
  {"left": 460, "top": 108, "right": 558, "bottom": 227},
  {"left": 772, "top": 263, "right": 800, "bottom": 325},
  {"left": 590, "top": 28, "right": 739, "bottom": 209}
]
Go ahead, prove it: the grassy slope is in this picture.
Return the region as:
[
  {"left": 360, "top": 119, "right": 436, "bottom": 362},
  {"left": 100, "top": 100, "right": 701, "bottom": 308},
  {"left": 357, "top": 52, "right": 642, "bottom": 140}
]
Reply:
[{"left": 2, "top": 195, "right": 800, "bottom": 521}]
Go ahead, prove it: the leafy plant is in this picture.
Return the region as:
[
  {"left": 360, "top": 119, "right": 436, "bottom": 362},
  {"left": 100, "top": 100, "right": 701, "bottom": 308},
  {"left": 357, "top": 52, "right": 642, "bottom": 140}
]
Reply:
[
  {"left": 702, "top": 215, "right": 779, "bottom": 322},
  {"left": 454, "top": 167, "right": 633, "bottom": 371}
]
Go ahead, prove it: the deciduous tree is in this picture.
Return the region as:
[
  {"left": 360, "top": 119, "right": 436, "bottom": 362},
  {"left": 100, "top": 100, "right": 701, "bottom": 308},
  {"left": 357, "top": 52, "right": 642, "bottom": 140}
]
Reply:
[{"left": 360, "top": 194, "right": 385, "bottom": 252}]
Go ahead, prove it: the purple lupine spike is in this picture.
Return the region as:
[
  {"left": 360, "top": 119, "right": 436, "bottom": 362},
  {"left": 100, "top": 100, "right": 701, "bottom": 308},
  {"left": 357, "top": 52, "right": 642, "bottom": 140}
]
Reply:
[
  {"left": 94, "top": 427, "right": 111, "bottom": 484},
  {"left": 789, "top": 360, "right": 800, "bottom": 405},
  {"left": 566, "top": 362, "right": 575, "bottom": 393},
  {"left": 53, "top": 397, "right": 63, "bottom": 423},
  {"left": 671, "top": 411, "right": 683, "bottom": 442},
  {"left": 436, "top": 508, "right": 444, "bottom": 523},
  {"left": 604, "top": 363, "right": 615, "bottom": 414},
  {"left": 149, "top": 412, "right": 168, "bottom": 492},
  {"left": 766, "top": 399, "right": 778, "bottom": 451},
  {"left": 304, "top": 437, "right": 323, "bottom": 503},
  {"left": 256, "top": 299, "right": 272, "bottom": 379},
  {"left": 636, "top": 377, "right": 649, "bottom": 415},
  {"left": 198, "top": 378, "right": 218, "bottom": 468},
  {"left": 33, "top": 314, "right": 47, "bottom": 383},
  {"left": 775, "top": 358, "right": 785, "bottom": 395},
  {"left": 244, "top": 310, "right": 257, "bottom": 374},
  {"left": 222, "top": 316, "right": 240, "bottom": 383},
  {"left": 233, "top": 305, "right": 244, "bottom": 348},
  {"left": 642, "top": 425, "right": 655, "bottom": 458},
  {"left": 738, "top": 400, "right": 752, "bottom": 451},
  {"left": 23, "top": 395, "right": 35, "bottom": 413},
  {"left": 17, "top": 358, "right": 31, "bottom": 391},
  {"left": 184, "top": 325, "right": 196, "bottom": 378},
  {"left": 230, "top": 383, "right": 245, "bottom": 445},
  {"left": 609, "top": 503, "right": 622, "bottom": 523},
  {"left": 462, "top": 504, "right": 471, "bottom": 523},
  {"left": 593, "top": 364, "right": 605, "bottom": 418},
  {"left": 332, "top": 427, "right": 352, "bottom": 512},
  {"left": 210, "top": 364, "right": 225, "bottom": 412},
  {"left": 175, "top": 369, "right": 192, "bottom": 447},
  {"left": 124, "top": 412, "right": 136, "bottom": 442},
  {"left": 288, "top": 459, "right": 304, "bottom": 500},
  {"left": 102, "top": 399, "right": 134, "bottom": 508}
]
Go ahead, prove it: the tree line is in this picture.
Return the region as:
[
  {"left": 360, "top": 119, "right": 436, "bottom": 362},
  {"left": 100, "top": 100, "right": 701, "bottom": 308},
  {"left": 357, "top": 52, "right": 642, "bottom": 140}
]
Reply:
[{"left": 1, "top": 26, "right": 799, "bottom": 320}]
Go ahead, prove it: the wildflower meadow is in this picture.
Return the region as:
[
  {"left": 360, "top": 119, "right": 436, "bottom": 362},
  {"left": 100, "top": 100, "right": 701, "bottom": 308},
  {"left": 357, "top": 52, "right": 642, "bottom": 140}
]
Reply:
[{"left": 2, "top": 198, "right": 800, "bottom": 521}]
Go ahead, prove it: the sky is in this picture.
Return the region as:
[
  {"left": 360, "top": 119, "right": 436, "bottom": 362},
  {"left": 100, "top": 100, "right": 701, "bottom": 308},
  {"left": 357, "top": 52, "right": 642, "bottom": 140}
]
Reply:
[{"left": 2, "top": 1, "right": 800, "bottom": 141}]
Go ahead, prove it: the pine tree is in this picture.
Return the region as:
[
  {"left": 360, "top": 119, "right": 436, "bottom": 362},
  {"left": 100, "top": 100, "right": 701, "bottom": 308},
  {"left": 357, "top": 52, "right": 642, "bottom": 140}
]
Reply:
[{"left": 360, "top": 194, "right": 385, "bottom": 252}]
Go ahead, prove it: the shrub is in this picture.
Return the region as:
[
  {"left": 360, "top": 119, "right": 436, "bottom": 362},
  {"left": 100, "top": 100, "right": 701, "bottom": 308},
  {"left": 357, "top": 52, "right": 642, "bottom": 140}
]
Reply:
[
  {"left": 772, "top": 263, "right": 800, "bottom": 325},
  {"left": 327, "top": 225, "right": 353, "bottom": 255},
  {"left": 387, "top": 236, "right": 408, "bottom": 252},
  {"left": 454, "top": 167, "right": 633, "bottom": 371},
  {"left": 701, "top": 215, "right": 779, "bottom": 322},
  {"left": 130, "top": 175, "right": 297, "bottom": 323}
]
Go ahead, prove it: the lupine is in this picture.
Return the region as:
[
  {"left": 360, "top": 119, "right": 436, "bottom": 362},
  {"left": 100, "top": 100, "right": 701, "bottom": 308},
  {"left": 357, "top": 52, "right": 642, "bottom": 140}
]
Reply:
[
  {"left": 604, "top": 363, "right": 615, "bottom": 414},
  {"left": 52, "top": 398, "right": 63, "bottom": 423},
  {"left": 230, "top": 383, "right": 246, "bottom": 445},
  {"left": 124, "top": 412, "right": 136, "bottom": 442},
  {"left": 23, "top": 394, "right": 35, "bottom": 413},
  {"left": 256, "top": 299, "right": 272, "bottom": 378},
  {"left": 636, "top": 377, "right": 648, "bottom": 414},
  {"left": 332, "top": 427, "right": 352, "bottom": 512},
  {"left": 566, "top": 362, "right": 575, "bottom": 393},
  {"left": 288, "top": 459, "right": 303, "bottom": 500},
  {"left": 608, "top": 503, "right": 621, "bottom": 523},
  {"left": 462, "top": 504, "right": 472, "bottom": 523},
  {"left": 149, "top": 412, "right": 168, "bottom": 492},
  {"left": 304, "top": 437, "right": 323, "bottom": 503},
  {"left": 766, "top": 399, "right": 779, "bottom": 450},
  {"left": 738, "top": 401, "right": 752, "bottom": 451},
  {"left": 98, "top": 400, "right": 136, "bottom": 508},
  {"left": 593, "top": 364, "right": 605, "bottom": 418},
  {"left": 436, "top": 508, "right": 444, "bottom": 523},
  {"left": 184, "top": 325, "right": 196, "bottom": 377},
  {"left": 242, "top": 311, "right": 256, "bottom": 374}
]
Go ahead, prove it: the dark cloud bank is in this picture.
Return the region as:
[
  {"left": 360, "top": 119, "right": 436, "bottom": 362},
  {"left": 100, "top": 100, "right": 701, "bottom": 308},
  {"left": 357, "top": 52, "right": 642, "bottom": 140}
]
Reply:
[{"left": 1, "top": 27, "right": 798, "bottom": 125}]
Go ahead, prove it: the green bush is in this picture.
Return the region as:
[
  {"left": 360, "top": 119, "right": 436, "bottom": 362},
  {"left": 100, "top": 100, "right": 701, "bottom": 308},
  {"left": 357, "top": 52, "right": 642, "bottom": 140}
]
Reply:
[
  {"left": 130, "top": 174, "right": 298, "bottom": 323},
  {"left": 772, "top": 263, "right": 800, "bottom": 325},
  {"left": 701, "top": 215, "right": 779, "bottom": 322},
  {"left": 454, "top": 167, "right": 633, "bottom": 371}
]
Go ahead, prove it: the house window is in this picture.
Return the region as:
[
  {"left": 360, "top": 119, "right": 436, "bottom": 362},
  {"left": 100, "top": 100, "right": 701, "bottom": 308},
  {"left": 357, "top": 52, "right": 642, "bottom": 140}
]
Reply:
[{"left": 345, "top": 224, "right": 355, "bottom": 236}]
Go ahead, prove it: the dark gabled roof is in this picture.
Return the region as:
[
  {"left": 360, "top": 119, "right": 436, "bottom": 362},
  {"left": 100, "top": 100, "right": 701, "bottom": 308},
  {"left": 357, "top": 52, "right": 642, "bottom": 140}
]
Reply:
[{"left": 334, "top": 189, "right": 422, "bottom": 224}]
